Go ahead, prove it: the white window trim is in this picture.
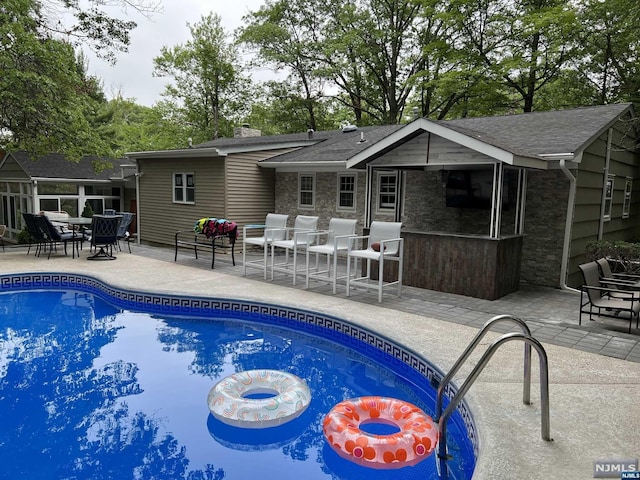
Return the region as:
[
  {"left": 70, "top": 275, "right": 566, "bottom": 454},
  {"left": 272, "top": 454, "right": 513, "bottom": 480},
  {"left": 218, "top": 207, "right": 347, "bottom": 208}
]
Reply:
[
  {"left": 173, "top": 172, "right": 195, "bottom": 205},
  {"left": 603, "top": 174, "right": 614, "bottom": 221},
  {"left": 336, "top": 173, "right": 357, "bottom": 212},
  {"left": 623, "top": 177, "right": 632, "bottom": 219},
  {"left": 298, "top": 173, "right": 315, "bottom": 209},
  {"left": 375, "top": 171, "right": 397, "bottom": 215}
]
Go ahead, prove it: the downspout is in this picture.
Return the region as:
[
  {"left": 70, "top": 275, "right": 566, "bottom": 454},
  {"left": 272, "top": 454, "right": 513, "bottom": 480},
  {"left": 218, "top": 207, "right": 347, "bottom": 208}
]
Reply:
[
  {"left": 559, "top": 159, "right": 580, "bottom": 292},
  {"left": 134, "top": 167, "right": 143, "bottom": 245},
  {"left": 364, "top": 164, "right": 372, "bottom": 227}
]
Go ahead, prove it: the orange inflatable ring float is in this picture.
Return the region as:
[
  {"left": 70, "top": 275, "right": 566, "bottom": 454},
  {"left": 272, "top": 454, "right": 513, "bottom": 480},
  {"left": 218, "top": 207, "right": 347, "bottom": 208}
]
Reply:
[{"left": 323, "top": 396, "right": 438, "bottom": 469}]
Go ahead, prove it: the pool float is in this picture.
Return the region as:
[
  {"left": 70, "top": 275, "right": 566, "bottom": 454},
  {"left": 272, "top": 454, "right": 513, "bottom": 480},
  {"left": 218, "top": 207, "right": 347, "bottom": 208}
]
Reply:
[
  {"left": 207, "top": 369, "right": 311, "bottom": 428},
  {"left": 323, "top": 396, "right": 438, "bottom": 469}
]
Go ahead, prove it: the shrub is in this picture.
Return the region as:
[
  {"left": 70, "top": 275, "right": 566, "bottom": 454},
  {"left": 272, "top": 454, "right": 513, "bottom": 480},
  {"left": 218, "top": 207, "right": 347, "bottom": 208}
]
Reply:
[
  {"left": 16, "top": 227, "right": 32, "bottom": 245},
  {"left": 81, "top": 202, "right": 95, "bottom": 218},
  {"left": 585, "top": 240, "right": 640, "bottom": 274}
]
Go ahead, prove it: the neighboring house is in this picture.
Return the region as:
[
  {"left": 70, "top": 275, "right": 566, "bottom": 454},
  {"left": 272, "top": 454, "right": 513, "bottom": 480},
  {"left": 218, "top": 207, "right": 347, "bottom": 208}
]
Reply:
[
  {"left": 128, "top": 104, "right": 640, "bottom": 298},
  {"left": 0, "top": 152, "right": 137, "bottom": 242}
]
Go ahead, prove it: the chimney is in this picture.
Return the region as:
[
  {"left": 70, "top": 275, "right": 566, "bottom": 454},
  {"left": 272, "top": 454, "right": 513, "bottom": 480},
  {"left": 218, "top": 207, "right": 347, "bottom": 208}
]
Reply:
[
  {"left": 307, "top": 129, "right": 314, "bottom": 139},
  {"left": 234, "top": 124, "right": 262, "bottom": 138}
]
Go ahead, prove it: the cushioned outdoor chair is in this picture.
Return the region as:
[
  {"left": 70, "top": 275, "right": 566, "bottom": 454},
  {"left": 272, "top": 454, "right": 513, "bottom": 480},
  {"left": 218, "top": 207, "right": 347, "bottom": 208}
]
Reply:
[
  {"left": 270, "top": 215, "right": 319, "bottom": 285},
  {"left": 88, "top": 215, "right": 120, "bottom": 260},
  {"left": 596, "top": 258, "right": 640, "bottom": 290},
  {"left": 243, "top": 213, "right": 289, "bottom": 279},
  {"left": 579, "top": 261, "right": 640, "bottom": 333},
  {"left": 346, "top": 221, "right": 404, "bottom": 303},
  {"left": 22, "top": 213, "right": 47, "bottom": 256},
  {"left": 115, "top": 212, "right": 134, "bottom": 253},
  {"left": 35, "top": 214, "right": 83, "bottom": 259},
  {"left": 305, "top": 218, "right": 358, "bottom": 293}
]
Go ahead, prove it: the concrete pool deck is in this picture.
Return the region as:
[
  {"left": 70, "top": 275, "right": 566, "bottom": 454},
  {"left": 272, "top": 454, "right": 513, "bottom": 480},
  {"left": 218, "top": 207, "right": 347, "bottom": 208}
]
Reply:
[{"left": 1, "top": 246, "right": 639, "bottom": 479}]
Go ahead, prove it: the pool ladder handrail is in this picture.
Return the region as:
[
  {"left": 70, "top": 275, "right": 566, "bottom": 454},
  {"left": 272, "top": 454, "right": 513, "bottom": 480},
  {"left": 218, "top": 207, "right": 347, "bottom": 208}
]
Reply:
[
  {"left": 435, "top": 316, "right": 553, "bottom": 464},
  {"left": 435, "top": 314, "right": 532, "bottom": 421}
]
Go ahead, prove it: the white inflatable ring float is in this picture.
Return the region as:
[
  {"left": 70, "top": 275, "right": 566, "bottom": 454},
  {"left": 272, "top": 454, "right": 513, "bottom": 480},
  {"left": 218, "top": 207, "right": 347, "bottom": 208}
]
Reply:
[{"left": 207, "top": 369, "right": 311, "bottom": 428}]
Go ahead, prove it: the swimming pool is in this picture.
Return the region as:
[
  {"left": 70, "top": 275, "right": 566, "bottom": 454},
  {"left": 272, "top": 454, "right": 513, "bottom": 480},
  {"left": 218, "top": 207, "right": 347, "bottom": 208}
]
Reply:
[{"left": 0, "top": 273, "right": 477, "bottom": 479}]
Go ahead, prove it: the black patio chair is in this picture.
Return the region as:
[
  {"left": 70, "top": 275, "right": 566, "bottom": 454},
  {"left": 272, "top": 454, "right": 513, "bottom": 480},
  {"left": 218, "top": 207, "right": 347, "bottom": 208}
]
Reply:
[
  {"left": 88, "top": 215, "right": 120, "bottom": 260},
  {"left": 22, "top": 213, "right": 48, "bottom": 256},
  {"left": 35, "top": 214, "right": 83, "bottom": 259},
  {"left": 115, "top": 212, "right": 134, "bottom": 253}
]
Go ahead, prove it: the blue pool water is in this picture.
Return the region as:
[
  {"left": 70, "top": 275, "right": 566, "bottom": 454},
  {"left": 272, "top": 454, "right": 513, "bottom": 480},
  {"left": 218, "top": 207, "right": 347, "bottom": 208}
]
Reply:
[{"left": 0, "top": 287, "right": 476, "bottom": 480}]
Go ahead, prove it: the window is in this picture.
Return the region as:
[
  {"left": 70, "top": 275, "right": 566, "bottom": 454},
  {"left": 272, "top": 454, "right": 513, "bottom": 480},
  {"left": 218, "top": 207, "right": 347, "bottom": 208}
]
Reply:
[
  {"left": 38, "top": 183, "right": 78, "bottom": 195},
  {"left": 603, "top": 175, "right": 614, "bottom": 221},
  {"left": 299, "top": 174, "right": 315, "bottom": 208},
  {"left": 173, "top": 173, "right": 195, "bottom": 204},
  {"left": 337, "top": 174, "right": 356, "bottom": 211},
  {"left": 377, "top": 172, "right": 397, "bottom": 212},
  {"left": 623, "top": 177, "right": 633, "bottom": 218},
  {"left": 39, "top": 199, "right": 59, "bottom": 211}
]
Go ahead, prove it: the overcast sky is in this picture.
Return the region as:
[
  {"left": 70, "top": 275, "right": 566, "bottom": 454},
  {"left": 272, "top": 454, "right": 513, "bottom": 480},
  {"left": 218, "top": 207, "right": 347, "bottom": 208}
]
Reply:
[{"left": 84, "top": 0, "right": 267, "bottom": 107}]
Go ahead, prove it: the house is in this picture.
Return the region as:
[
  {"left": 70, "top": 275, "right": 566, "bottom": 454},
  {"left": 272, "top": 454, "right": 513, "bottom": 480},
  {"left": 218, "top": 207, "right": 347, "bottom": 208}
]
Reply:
[
  {"left": 128, "top": 104, "right": 640, "bottom": 299},
  {"left": 0, "top": 152, "right": 137, "bottom": 243},
  {"left": 125, "top": 125, "right": 402, "bottom": 247}
]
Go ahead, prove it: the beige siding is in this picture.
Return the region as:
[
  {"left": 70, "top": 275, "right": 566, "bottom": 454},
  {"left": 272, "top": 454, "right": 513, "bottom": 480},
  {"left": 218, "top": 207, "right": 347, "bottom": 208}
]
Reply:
[
  {"left": 226, "top": 151, "right": 277, "bottom": 242},
  {"left": 138, "top": 157, "right": 226, "bottom": 246},
  {"left": 137, "top": 149, "right": 290, "bottom": 246}
]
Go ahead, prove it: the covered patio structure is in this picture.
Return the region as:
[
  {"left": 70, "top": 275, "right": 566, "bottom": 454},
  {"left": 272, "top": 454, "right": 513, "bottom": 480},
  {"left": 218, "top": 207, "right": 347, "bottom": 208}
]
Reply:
[{"left": 345, "top": 106, "right": 636, "bottom": 299}]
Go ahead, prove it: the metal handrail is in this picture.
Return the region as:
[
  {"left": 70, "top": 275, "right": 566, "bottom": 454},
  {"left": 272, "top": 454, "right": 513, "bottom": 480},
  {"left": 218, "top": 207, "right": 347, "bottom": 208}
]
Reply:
[
  {"left": 435, "top": 314, "right": 532, "bottom": 422},
  {"left": 437, "top": 332, "right": 552, "bottom": 463}
]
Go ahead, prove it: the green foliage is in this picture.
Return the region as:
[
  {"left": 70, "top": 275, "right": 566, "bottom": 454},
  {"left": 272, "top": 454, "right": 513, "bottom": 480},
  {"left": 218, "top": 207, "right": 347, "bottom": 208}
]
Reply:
[
  {"left": 81, "top": 202, "right": 95, "bottom": 218},
  {"left": 585, "top": 241, "right": 640, "bottom": 274},
  {"left": 16, "top": 227, "right": 32, "bottom": 245},
  {"left": 153, "top": 13, "right": 250, "bottom": 140},
  {"left": 0, "top": 0, "right": 112, "bottom": 160}
]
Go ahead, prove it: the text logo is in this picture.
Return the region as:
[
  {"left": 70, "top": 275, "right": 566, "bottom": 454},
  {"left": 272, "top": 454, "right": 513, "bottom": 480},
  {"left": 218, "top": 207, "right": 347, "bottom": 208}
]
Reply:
[{"left": 594, "top": 459, "right": 638, "bottom": 478}]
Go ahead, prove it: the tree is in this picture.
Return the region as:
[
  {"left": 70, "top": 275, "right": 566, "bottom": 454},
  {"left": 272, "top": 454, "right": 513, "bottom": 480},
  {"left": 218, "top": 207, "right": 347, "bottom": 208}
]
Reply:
[
  {"left": 0, "top": 0, "right": 110, "bottom": 159},
  {"left": 448, "top": 0, "right": 581, "bottom": 113},
  {"left": 238, "top": 0, "right": 329, "bottom": 130},
  {"left": 0, "top": 0, "right": 162, "bottom": 159},
  {"left": 575, "top": 0, "right": 640, "bottom": 105},
  {"left": 244, "top": 81, "right": 350, "bottom": 135},
  {"left": 92, "top": 95, "right": 198, "bottom": 154},
  {"left": 40, "top": 0, "right": 162, "bottom": 63},
  {"left": 153, "top": 13, "right": 250, "bottom": 140}
]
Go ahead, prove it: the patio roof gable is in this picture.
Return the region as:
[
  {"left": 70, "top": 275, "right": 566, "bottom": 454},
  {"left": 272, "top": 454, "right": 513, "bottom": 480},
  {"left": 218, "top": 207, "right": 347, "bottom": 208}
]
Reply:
[{"left": 345, "top": 118, "right": 549, "bottom": 170}]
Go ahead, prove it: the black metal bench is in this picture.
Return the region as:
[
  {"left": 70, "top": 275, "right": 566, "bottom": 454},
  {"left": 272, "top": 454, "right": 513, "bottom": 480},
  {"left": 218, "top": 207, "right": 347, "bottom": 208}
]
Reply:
[{"left": 174, "top": 228, "right": 237, "bottom": 269}]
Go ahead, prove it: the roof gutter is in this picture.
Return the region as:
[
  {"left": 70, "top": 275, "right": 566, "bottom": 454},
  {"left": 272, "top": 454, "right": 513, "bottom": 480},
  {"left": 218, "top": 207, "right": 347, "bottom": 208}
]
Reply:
[
  {"left": 258, "top": 161, "right": 344, "bottom": 169},
  {"left": 559, "top": 158, "right": 580, "bottom": 293},
  {"left": 31, "top": 177, "right": 113, "bottom": 183},
  {"left": 126, "top": 148, "right": 226, "bottom": 159}
]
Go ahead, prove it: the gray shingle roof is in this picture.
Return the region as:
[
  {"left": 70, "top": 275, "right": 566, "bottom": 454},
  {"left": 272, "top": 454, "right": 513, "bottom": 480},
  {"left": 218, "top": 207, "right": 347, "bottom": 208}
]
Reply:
[
  {"left": 184, "top": 104, "right": 636, "bottom": 166},
  {"left": 10, "top": 152, "right": 132, "bottom": 180},
  {"left": 437, "top": 103, "right": 634, "bottom": 156},
  {"left": 260, "top": 125, "right": 405, "bottom": 164}
]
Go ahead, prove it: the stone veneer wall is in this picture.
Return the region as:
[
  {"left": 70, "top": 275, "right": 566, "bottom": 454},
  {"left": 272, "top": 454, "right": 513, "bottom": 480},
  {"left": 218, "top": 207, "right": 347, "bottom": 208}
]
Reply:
[
  {"left": 275, "top": 168, "right": 566, "bottom": 287},
  {"left": 401, "top": 170, "right": 517, "bottom": 236},
  {"left": 275, "top": 171, "right": 367, "bottom": 232},
  {"left": 518, "top": 169, "right": 568, "bottom": 287}
]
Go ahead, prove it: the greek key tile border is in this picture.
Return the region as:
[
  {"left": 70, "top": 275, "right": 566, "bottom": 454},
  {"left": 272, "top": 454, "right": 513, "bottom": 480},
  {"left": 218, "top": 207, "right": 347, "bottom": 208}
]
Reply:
[{"left": 0, "top": 272, "right": 478, "bottom": 457}]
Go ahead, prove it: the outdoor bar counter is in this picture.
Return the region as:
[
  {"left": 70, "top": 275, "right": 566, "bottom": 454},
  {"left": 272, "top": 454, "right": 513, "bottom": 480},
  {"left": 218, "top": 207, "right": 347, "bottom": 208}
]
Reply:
[{"left": 376, "top": 229, "right": 524, "bottom": 300}]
